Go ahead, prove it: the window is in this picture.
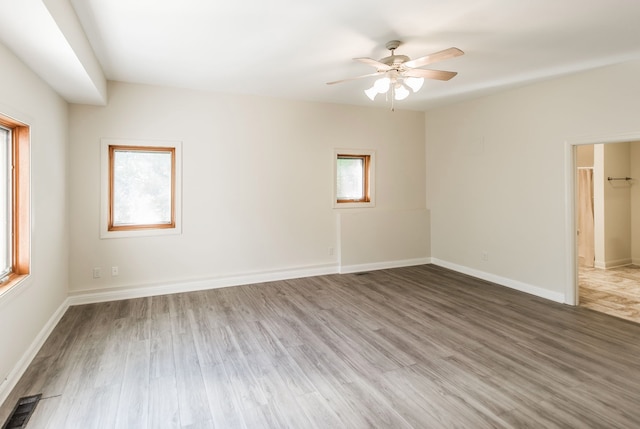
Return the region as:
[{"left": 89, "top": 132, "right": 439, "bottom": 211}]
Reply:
[
  {"left": 109, "top": 145, "right": 175, "bottom": 230},
  {"left": 101, "top": 139, "right": 181, "bottom": 238},
  {"left": 336, "top": 154, "right": 370, "bottom": 202},
  {"left": 0, "top": 113, "right": 30, "bottom": 293},
  {"left": 0, "top": 126, "right": 10, "bottom": 277},
  {"left": 334, "top": 149, "right": 375, "bottom": 208}
]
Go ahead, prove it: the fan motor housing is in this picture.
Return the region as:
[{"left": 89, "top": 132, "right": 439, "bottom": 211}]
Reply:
[{"left": 379, "top": 54, "right": 410, "bottom": 67}]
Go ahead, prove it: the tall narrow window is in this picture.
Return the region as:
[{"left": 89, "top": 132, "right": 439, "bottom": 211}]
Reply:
[
  {"left": 0, "top": 126, "right": 11, "bottom": 279},
  {"left": 334, "top": 149, "right": 375, "bottom": 208},
  {"left": 0, "top": 113, "right": 30, "bottom": 292},
  {"left": 109, "top": 145, "right": 175, "bottom": 231}
]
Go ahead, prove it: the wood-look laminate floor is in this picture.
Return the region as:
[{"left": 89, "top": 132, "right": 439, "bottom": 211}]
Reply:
[
  {"left": 3, "top": 264, "right": 640, "bottom": 428},
  {"left": 579, "top": 265, "right": 640, "bottom": 324}
]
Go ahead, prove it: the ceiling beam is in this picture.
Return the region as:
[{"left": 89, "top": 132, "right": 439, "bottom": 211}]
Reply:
[{"left": 0, "top": 0, "right": 106, "bottom": 105}]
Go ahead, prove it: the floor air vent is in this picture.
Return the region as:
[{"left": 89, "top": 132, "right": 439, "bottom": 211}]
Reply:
[{"left": 2, "top": 394, "right": 41, "bottom": 429}]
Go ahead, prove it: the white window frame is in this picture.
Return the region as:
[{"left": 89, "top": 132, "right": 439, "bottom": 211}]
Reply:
[
  {"left": 333, "top": 148, "right": 376, "bottom": 209},
  {"left": 100, "top": 138, "right": 182, "bottom": 239}
]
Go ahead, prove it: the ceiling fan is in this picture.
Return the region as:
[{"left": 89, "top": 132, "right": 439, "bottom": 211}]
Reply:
[{"left": 327, "top": 40, "right": 464, "bottom": 104}]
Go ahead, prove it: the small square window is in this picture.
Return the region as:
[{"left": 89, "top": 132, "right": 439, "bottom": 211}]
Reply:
[
  {"left": 334, "top": 149, "right": 375, "bottom": 208},
  {"left": 101, "top": 139, "right": 181, "bottom": 238},
  {"left": 110, "top": 146, "right": 175, "bottom": 230},
  {"left": 337, "top": 155, "right": 370, "bottom": 202}
]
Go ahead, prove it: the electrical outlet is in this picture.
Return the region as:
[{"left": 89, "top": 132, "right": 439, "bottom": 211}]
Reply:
[
  {"left": 481, "top": 252, "right": 489, "bottom": 261},
  {"left": 111, "top": 266, "right": 119, "bottom": 276},
  {"left": 93, "top": 267, "right": 102, "bottom": 279},
  {"left": 328, "top": 247, "right": 334, "bottom": 256}
]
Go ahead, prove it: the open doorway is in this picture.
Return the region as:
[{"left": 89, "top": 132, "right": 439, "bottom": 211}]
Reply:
[{"left": 573, "top": 141, "right": 640, "bottom": 323}]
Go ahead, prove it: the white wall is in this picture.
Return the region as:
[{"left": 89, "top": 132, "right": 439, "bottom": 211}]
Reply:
[
  {"left": 629, "top": 142, "right": 640, "bottom": 264},
  {"left": 339, "top": 209, "right": 430, "bottom": 272},
  {"left": 0, "top": 43, "right": 69, "bottom": 400},
  {"left": 598, "top": 142, "right": 631, "bottom": 268},
  {"left": 426, "top": 59, "right": 640, "bottom": 302},
  {"left": 593, "top": 141, "right": 640, "bottom": 268},
  {"left": 69, "top": 82, "right": 427, "bottom": 295},
  {"left": 593, "top": 144, "right": 605, "bottom": 267}
]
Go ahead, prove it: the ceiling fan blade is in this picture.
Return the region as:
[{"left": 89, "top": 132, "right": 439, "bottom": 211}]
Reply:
[
  {"left": 353, "top": 57, "right": 392, "bottom": 71},
  {"left": 403, "top": 47, "right": 464, "bottom": 69},
  {"left": 403, "top": 68, "right": 458, "bottom": 81},
  {"left": 326, "top": 71, "right": 386, "bottom": 85}
]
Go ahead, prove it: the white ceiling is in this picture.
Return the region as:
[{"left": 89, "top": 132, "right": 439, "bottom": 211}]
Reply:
[{"left": 3, "top": 0, "right": 640, "bottom": 110}]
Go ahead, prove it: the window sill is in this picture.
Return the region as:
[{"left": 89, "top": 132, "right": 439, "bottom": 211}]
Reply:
[
  {"left": 0, "top": 274, "right": 29, "bottom": 299},
  {"left": 101, "top": 226, "right": 181, "bottom": 239},
  {"left": 333, "top": 201, "right": 376, "bottom": 209}
]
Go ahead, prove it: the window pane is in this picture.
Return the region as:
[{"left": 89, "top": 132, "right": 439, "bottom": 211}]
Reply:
[
  {"left": 0, "top": 127, "right": 10, "bottom": 277},
  {"left": 337, "top": 157, "right": 364, "bottom": 200},
  {"left": 113, "top": 149, "right": 172, "bottom": 226}
]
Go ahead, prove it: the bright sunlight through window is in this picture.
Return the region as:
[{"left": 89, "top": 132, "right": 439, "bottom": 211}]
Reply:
[
  {"left": 334, "top": 149, "right": 375, "bottom": 208},
  {"left": 110, "top": 146, "right": 174, "bottom": 229},
  {"left": 101, "top": 139, "right": 181, "bottom": 238}
]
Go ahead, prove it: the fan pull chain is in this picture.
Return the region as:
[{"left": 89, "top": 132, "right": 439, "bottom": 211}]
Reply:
[{"left": 391, "top": 85, "right": 395, "bottom": 111}]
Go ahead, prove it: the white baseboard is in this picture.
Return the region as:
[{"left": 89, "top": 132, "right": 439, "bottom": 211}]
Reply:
[
  {"left": 68, "top": 263, "right": 340, "bottom": 306},
  {"left": 595, "top": 258, "right": 632, "bottom": 269},
  {"left": 339, "top": 257, "right": 431, "bottom": 274},
  {"left": 430, "top": 258, "right": 566, "bottom": 304},
  {"left": 0, "top": 297, "right": 70, "bottom": 407}
]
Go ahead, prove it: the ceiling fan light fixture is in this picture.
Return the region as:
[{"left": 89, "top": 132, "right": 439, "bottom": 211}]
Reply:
[
  {"left": 364, "top": 86, "right": 378, "bottom": 100},
  {"left": 373, "top": 77, "right": 391, "bottom": 93},
  {"left": 405, "top": 76, "right": 424, "bottom": 92},
  {"left": 328, "top": 41, "right": 463, "bottom": 110},
  {"left": 394, "top": 84, "right": 410, "bottom": 100}
]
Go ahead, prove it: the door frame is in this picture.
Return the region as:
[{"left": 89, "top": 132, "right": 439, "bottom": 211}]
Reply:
[{"left": 564, "top": 131, "right": 640, "bottom": 305}]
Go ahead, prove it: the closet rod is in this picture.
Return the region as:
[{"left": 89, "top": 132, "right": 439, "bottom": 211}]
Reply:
[{"left": 607, "top": 176, "right": 632, "bottom": 181}]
